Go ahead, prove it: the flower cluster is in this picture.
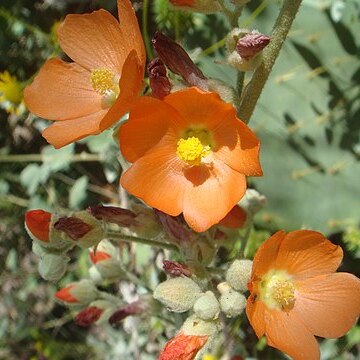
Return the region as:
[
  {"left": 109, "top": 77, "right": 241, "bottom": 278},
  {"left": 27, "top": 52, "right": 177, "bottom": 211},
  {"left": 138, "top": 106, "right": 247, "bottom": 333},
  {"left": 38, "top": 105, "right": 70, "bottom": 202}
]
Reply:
[{"left": 22, "top": 1, "right": 360, "bottom": 359}]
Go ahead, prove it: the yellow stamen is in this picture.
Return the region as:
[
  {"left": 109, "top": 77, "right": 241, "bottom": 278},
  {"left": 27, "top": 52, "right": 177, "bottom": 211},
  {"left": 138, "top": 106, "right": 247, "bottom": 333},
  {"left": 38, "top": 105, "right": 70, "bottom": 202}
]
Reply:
[
  {"left": 90, "top": 68, "right": 118, "bottom": 96},
  {"left": 259, "top": 270, "right": 296, "bottom": 311},
  {"left": 177, "top": 136, "right": 210, "bottom": 166}
]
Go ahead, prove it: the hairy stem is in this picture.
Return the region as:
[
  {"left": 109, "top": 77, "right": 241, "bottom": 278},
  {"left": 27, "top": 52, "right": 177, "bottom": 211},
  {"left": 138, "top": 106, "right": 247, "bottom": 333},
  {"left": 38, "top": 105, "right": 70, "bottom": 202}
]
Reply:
[
  {"left": 238, "top": 0, "right": 303, "bottom": 122},
  {"left": 142, "top": 0, "right": 154, "bottom": 59}
]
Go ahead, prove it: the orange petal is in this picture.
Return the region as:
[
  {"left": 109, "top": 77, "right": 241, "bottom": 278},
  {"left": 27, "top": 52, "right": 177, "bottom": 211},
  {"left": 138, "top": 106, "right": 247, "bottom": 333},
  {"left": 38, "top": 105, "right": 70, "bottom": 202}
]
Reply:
[
  {"left": 119, "top": 94, "right": 184, "bottom": 163},
  {"left": 164, "top": 87, "right": 234, "bottom": 129},
  {"left": 117, "top": 0, "right": 146, "bottom": 67},
  {"left": 182, "top": 159, "right": 247, "bottom": 232},
  {"left": 276, "top": 230, "right": 343, "bottom": 280},
  {"left": 294, "top": 273, "right": 360, "bottom": 338},
  {"left": 25, "top": 210, "right": 52, "bottom": 242},
  {"left": 99, "top": 50, "right": 145, "bottom": 131},
  {"left": 42, "top": 110, "right": 107, "bottom": 148},
  {"left": 246, "top": 295, "right": 266, "bottom": 338},
  {"left": 121, "top": 132, "right": 189, "bottom": 216},
  {"left": 218, "top": 205, "right": 247, "bottom": 228},
  {"left": 213, "top": 116, "right": 262, "bottom": 176},
  {"left": 265, "top": 310, "right": 320, "bottom": 360},
  {"left": 58, "top": 9, "right": 131, "bottom": 73},
  {"left": 159, "top": 333, "right": 208, "bottom": 360},
  {"left": 24, "top": 58, "right": 102, "bottom": 120},
  {"left": 251, "top": 230, "right": 286, "bottom": 279}
]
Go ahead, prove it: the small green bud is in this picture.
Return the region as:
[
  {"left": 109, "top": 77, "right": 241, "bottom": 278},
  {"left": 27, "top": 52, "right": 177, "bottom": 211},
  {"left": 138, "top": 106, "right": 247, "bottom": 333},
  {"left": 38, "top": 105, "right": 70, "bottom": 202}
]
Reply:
[
  {"left": 181, "top": 315, "right": 220, "bottom": 336},
  {"left": 193, "top": 291, "right": 220, "bottom": 321},
  {"left": 226, "top": 259, "right": 253, "bottom": 292},
  {"left": 38, "top": 253, "right": 70, "bottom": 281},
  {"left": 153, "top": 277, "right": 202, "bottom": 313},
  {"left": 94, "top": 259, "right": 126, "bottom": 281},
  {"left": 219, "top": 289, "right": 246, "bottom": 318}
]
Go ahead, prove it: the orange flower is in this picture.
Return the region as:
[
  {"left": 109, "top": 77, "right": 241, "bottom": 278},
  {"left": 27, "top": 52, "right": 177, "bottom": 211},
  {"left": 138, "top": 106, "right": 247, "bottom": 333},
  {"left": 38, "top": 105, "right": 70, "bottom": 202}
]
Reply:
[
  {"left": 119, "top": 87, "right": 262, "bottom": 232},
  {"left": 246, "top": 230, "right": 360, "bottom": 360},
  {"left": 159, "top": 333, "right": 208, "bottom": 360},
  {"left": 24, "top": 0, "right": 145, "bottom": 148}
]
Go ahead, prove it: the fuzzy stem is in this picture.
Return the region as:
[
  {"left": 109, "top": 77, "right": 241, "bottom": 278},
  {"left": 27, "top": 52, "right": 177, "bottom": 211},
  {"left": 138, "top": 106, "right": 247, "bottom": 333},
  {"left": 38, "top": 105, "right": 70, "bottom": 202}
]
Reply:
[
  {"left": 142, "top": 0, "right": 154, "bottom": 59},
  {"left": 107, "top": 231, "right": 178, "bottom": 252},
  {"left": 238, "top": 0, "right": 303, "bottom": 122}
]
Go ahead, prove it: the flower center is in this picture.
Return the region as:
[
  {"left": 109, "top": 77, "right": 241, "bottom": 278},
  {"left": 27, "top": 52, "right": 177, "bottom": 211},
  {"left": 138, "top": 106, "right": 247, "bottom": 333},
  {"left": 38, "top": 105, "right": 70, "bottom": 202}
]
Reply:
[
  {"left": 177, "top": 137, "right": 210, "bottom": 166},
  {"left": 90, "top": 68, "right": 119, "bottom": 106},
  {"left": 258, "top": 270, "right": 296, "bottom": 311}
]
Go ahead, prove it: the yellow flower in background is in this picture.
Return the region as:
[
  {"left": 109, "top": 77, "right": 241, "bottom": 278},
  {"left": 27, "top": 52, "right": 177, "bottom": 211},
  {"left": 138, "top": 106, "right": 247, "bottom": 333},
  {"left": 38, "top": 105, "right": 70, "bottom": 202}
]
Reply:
[
  {"left": 0, "top": 70, "right": 25, "bottom": 115},
  {"left": 202, "top": 355, "right": 218, "bottom": 360}
]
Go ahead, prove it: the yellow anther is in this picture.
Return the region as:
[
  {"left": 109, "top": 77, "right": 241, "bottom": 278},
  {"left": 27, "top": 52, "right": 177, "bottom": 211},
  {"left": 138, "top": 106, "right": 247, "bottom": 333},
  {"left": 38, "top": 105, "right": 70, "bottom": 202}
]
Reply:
[
  {"left": 90, "top": 68, "right": 117, "bottom": 95},
  {"left": 259, "top": 270, "right": 296, "bottom": 311},
  {"left": 177, "top": 136, "right": 210, "bottom": 166}
]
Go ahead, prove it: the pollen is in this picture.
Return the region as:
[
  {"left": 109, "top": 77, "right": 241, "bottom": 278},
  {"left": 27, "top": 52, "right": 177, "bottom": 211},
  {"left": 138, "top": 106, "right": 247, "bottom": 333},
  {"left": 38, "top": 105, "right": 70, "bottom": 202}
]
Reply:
[
  {"left": 90, "top": 68, "right": 118, "bottom": 96},
  {"left": 259, "top": 270, "right": 296, "bottom": 311},
  {"left": 176, "top": 136, "right": 210, "bottom": 166}
]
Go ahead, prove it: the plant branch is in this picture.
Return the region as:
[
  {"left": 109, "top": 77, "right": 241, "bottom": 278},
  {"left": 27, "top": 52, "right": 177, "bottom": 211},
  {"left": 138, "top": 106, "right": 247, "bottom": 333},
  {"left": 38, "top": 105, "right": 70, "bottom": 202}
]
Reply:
[{"left": 238, "top": 0, "right": 303, "bottom": 122}]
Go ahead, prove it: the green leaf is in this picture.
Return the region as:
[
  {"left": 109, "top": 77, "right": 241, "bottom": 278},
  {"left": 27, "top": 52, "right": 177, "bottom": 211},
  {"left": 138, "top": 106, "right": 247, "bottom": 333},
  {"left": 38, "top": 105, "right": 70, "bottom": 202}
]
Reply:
[{"left": 69, "top": 175, "right": 88, "bottom": 209}]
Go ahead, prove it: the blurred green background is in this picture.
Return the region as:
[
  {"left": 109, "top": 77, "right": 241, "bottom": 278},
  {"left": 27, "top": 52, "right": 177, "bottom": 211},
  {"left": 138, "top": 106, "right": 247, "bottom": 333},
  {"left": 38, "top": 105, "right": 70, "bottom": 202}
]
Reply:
[{"left": 0, "top": 0, "right": 359, "bottom": 359}]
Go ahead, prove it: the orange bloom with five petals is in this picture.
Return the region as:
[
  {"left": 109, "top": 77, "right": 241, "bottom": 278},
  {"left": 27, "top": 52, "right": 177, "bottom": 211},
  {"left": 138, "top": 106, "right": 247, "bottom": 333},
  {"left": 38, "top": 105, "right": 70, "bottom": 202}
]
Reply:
[
  {"left": 24, "top": 0, "right": 145, "bottom": 148},
  {"left": 120, "top": 87, "right": 262, "bottom": 232},
  {"left": 246, "top": 230, "right": 360, "bottom": 360}
]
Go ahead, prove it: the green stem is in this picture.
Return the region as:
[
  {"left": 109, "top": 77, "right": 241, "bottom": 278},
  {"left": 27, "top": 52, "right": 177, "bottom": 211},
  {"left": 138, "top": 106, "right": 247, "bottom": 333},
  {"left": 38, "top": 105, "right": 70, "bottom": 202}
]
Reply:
[
  {"left": 107, "top": 231, "right": 178, "bottom": 252},
  {"left": 0, "top": 153, "right": 100, "bottom": 163},
  {"left": 236, "top": 71, "right": 245, "bottom": 98},
  {"left": 142, "top": 0, "right": 154, "bottom": 59},
  {"left": 238, "top": 0, "right": 303, "bottom": 123}
]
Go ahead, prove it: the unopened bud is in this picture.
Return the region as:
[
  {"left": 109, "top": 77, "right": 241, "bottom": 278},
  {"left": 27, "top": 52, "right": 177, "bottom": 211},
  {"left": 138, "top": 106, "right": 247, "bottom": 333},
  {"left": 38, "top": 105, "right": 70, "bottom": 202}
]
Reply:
[
  {"left": 156, "top": 210, "right": 191, "bottom": 243},
  {"left": 52, "top": 211, "right": 105, "bottom": 248},
  {"left": 163, "top": 260, "right": 191, "bottom": 277},
  {"left": 181, "top": 314, "right": 220, "bottom": 336},
  {"left": 38, "top": 253, "right": 70, "bottom": 281},
  {"left": 218, "top": 205, "right": 247, "bottom": 229},
  {"left": 159, "top": 332, "right": 208, "bottom": 360},
  {"left": 130, "top": 204, "right": 162, "bottom": 239},
  {"left": 89, "top": 239, "right": 117, "bottom": 264},
  {"left": 147, "top": 57, "right": 172, "bottom": 99},
  {"left": 88, "top": 205, "right": 137, "bottom": 227},
  {"left": 226, "top": 259, "right": 253, "bottom": 292},
  {"left": 93, "top": 258, "right": 125, "bottom": 281},
  {"left": 25, "top": 209, "right": 51, "bottom": 243},
  {"left": 193, "top": 291, "right": 220, "bottom": 321},
  {"left": 236, "top": 32, "right": 270, "bottom": 60},
  {"left": 238, "top": 189, "right": 266, "bottom": 216},
  {"left": 55, "top": 280, "right": 98, "bottom": 304},
  {"left": 219, "top": 289, "right": 246, "bottom": 318},
  {"left": 152, "top": 32, "right": 208, "bottom": 90},
  {"left": 153, "top": 277, "right": 202, "bottom": 313},
  {"left": 75, "top": 300, "right": 115, "bottom": 326},
  {"left": 169, "top": 0, "right": 222, "bottom": 14}
]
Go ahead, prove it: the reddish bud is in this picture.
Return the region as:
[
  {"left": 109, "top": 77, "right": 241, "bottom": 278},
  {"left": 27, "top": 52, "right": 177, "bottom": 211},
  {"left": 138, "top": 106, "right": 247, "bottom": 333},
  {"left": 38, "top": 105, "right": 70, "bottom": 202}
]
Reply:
[
  {"left": 171, "top": 0, "right": 194, "bottom": 6},
  {"left": 163, "top": 260, "right": 191, "bottom": 277},
  {"left": 152, "top": 32, "right": 208, "bottom": 90},
  {"left": 159, "top": 333, "right": 208, "bottom": 360},
  {"left": 236, "top": 32, "right": 270, "bottom": 60},
  {"left": 156, "top": 210, "right": 191, "bottom": 243},
  {"left": 25, "top": 209, "right": 52, "bottom": 242},
  {"left": 108, "top": 301, "right": 144, "bottom": 326},
  {"left": 218, "top": 205, "right": 247, "bottom": 229},
  {"left": 55, "top": 285, "right": 78, "bottom": 303},
  {"left": 148, "top": 57, "right": 172, "bottom": 99},
  {"left": 89, "top": 250, "right": 111, "bottom": 264},
  {"left": 88, "top": 205, "right": 137, "bottom": 227},
  {"left": 75, "top": 306, "right": 103, "bottom": 327},
  {"left": 54, "top": 216, "right": 92, "bottom": 240}
]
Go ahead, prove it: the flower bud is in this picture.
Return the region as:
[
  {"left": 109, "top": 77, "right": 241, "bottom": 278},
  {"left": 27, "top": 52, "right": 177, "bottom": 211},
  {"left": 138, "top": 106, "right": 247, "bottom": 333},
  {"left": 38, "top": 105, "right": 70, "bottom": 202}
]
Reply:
[
  {"left": 130, "top": 204, "right": 162, "bottom": 239},
  {"left": 52, "top": 211, "right": 105, "bottom": 248},
  {"left": 163, "top": 260, "right": 191, "bottom": 277},
  {"left": 238, "top": 189, "right": 266, "bottom": 216},
  {"left": 75, "top": 300, "right": 116, "bottom": 326},
  {"left": 226, "top": 259, "right": 253, "bottom": 292},
  {"left": 152, "top": 32, "right": 208, "bottom": 90},
  {"left": 181, "top": 314, "right": 220, "bottom": 336},
  {"left": 92, "top": 258, "right": 125, "bottom": 281},
  {"left": 89, "top": 239, "right": 118, "bottom": 264},
  {"left": 219, "top": 289, "right": 246, "bottom": 318},
  {"left": 236, "top": 32, "right": 270, "bottom": 60},
  {"left": 38, "top": 253, "right": 70, "bottom": 281},
  {"left": 25, "top": 209, "right": 51, "bottom": 243},
  {"left": 218, "top": 205, "right": 247, "bottom": 229},
  {"left": 156, "top": 210, "right": 191, "bottom": 243},
  {"left": 55, "top": 280, "right": 98, "bottom": 304},
  {"left": 169, "top": 0, "right": 222, "bottom": 14},
  {"left": 87, "top": 205, "right": 137, "bottom": 227},
  {"left": 193, "top": 291, "right": 220, "bottom": 321},
  {"left": 147, "top": 57, "right": 172, "bottom": 99},
  {"left": 153, "top": 277, "right": 202, "bottom": 313}
]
